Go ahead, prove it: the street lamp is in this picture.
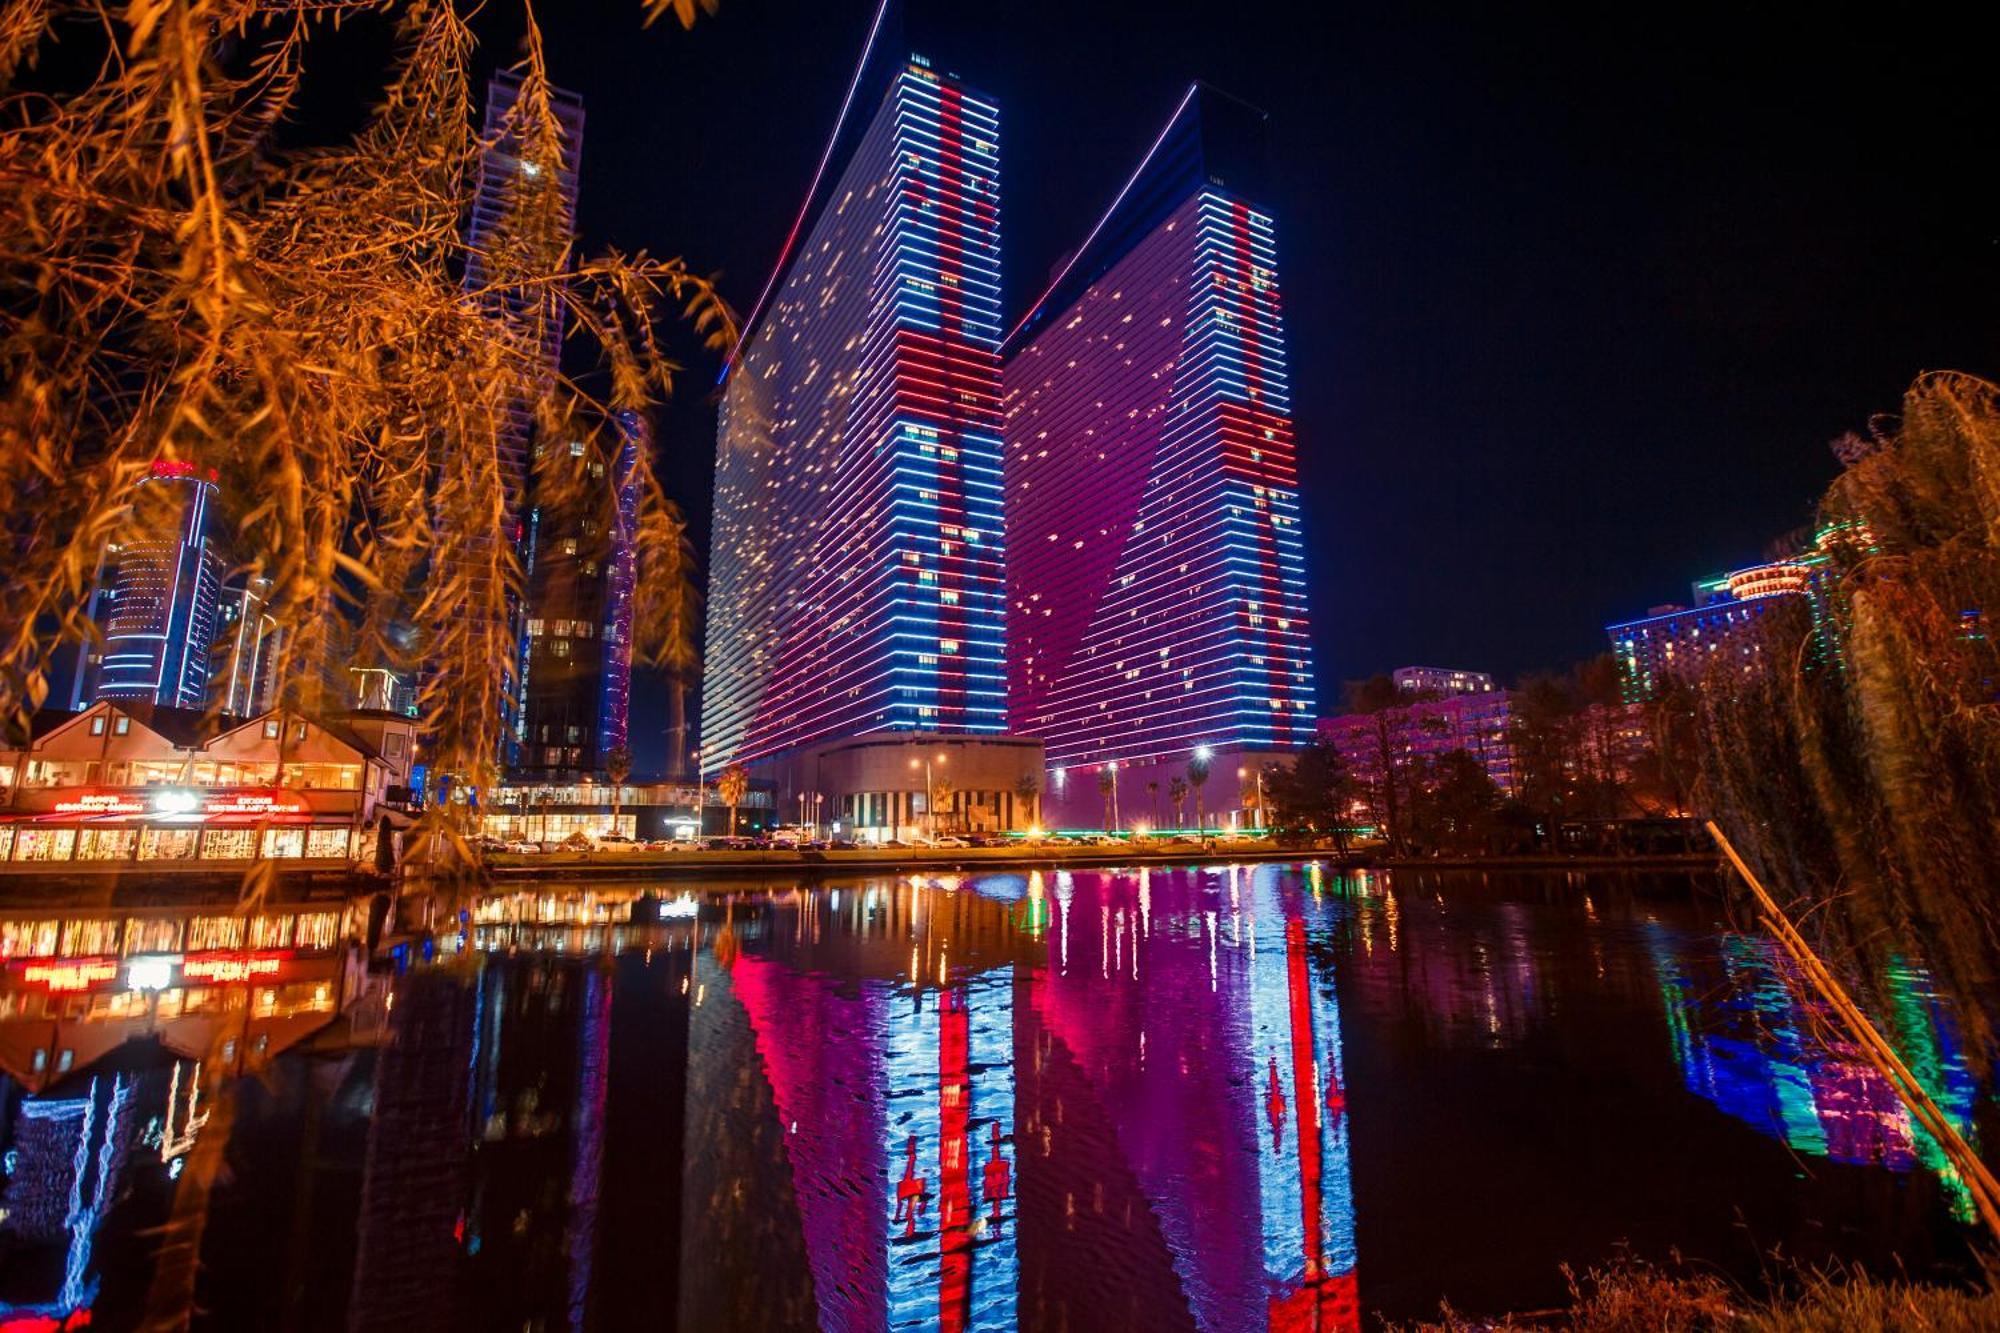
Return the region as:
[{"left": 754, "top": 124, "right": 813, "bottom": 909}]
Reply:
[
  {"left": 691, "top": 747, "right": 707, "bottom": 837},
  {"left": 909, "top": 750, "right": 946, "bottom": 840}
]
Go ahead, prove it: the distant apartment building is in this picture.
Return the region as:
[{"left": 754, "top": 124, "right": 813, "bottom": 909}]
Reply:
[
  {"left": 1608, "top": 522, "right": 1879, "bottom": 704},
  {"left": 1318, "top": 688, "right": 1517, "bottom": 800},
  {"left": 1392, "top": 666, "right": 1496, "bottom": 697},
  {"left": 1607, "top": 559, "right": 1810, "bottom": 704},
  {"left": 1002, "top": 84, "right": 1316, "bottom": 826}
]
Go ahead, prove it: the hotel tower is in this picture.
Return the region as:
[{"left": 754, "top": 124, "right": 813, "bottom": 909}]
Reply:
[
  {"left": 1001, "top": 85, "right": 1317, "bottom": 828},
  {"left": 701, "top": 11, "right": 1041, "bottom": 839}
]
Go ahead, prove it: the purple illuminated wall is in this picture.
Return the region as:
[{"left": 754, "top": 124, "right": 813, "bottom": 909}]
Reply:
[{"left": 1004, "top": 184, "right": 1315, "bottom": 773}]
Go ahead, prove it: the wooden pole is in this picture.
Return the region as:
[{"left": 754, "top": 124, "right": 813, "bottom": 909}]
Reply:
[{"left": 1706, "top": 820, "right": 2000, "bottom": 1242}]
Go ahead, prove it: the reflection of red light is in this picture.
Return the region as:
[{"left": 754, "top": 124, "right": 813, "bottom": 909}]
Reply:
[
  {"left": 182, "top": 951, "right": 288, "bottom": 983},
  {"left": 1, "top": 1305, "right": 95, "bottom": 1331},
  {"left": 149, "top": 459, "right": 198, "bottom": 480},
  {"left": 19, "top": 958, "right": 119, "bottom": 992}
]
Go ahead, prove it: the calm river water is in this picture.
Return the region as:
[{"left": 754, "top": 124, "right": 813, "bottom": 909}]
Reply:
[{"left": 1, "top": 863, "right": 1990, "bottom": 1330}]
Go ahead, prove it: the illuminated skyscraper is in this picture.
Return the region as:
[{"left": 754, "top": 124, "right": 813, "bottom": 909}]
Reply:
[
  {"left": 462, "top": 70, "right": 584, "bottom": 756},
  {"left": 1003, "top": 85, "right": 1316, "bottom": 824},
  {"left": 93, "top": 460, "right": 226, "bottom": 711},
  {"left": 517, "top": 412, "right": 640, "bottom": 779},
  {"left": 703, "top": 15, "right": 1037, "bottom": 830}
]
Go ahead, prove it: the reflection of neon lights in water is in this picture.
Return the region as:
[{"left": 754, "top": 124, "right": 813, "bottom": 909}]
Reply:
[
  {"left": 1032, "top": 866, "right": 1358, "bottom": 1330},
  {"left": 881, "top": 972, "right": 1017, "bottom": 1332},
  {"left": 726, "top": 949, "right": 1017, "bottom": 1332},
  {"left": 0, "top": 1074, "right": 134, "bottom": 1326},
  {"left": 1650, "top": 929, "right": 1983, "bottom": 1221}
]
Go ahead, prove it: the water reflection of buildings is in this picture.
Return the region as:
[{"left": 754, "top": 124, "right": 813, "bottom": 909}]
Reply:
[
  {"left": 1652, "top": 931, "right": 1984, "bottom": 1221},
  {"left": 340, "top": 873, "right": 1357, "bottom": 1330},
  {"left": 1021, "top": 865, "right": 1357, "bottom": 1331}
]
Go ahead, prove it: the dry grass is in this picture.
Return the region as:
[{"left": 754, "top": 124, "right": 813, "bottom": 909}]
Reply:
[{"left": 1394, "top": 1259, "right": 2000, "bottom": 1332}]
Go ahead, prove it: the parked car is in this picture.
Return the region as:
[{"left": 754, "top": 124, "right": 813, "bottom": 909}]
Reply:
[
  {"left": 596, "top": 833, "right": 642, "bottom": 850},
  {"left": 829, "top": 838, "right": 859, "bottom": 851},
  {"left": 504, "top": 839, "right": 541, "bottom": 854},
  {"left": 930, "top": 835, "right": 969, "bottom": 848}
]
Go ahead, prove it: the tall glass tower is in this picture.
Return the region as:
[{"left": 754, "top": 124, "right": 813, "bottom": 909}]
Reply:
[
  {"left": 1002, "top": 86, "right": 1316, "bottom": 820},
  {"left": 94, "top": 461, "right": 226, "bottom": 710},
  {"left": 702, "top": 49, "right": 1007, "bottom": 772}
]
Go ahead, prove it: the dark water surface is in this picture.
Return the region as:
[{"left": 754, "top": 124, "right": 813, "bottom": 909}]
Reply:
[{"left": 2, "top": 864, "right": 1990, "bottom": 1330}]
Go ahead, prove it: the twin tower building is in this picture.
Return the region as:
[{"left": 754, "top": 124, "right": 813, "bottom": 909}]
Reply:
[{"left": 700, "top": 18, "right": 1316, "bottom": 836}]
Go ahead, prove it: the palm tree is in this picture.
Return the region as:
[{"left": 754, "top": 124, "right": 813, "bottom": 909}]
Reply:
[
  {"left": 1146, "top": 779, "right": 1161, "bottom": 829},
  {"left": 605, "top": 745, "right": 633, "bottom": 835},
  {"left": 1013, "top": 773, "right": 1041, "bottom": 830},
  {"left": 932, "top": 776, "right": 956, "bottom": 834},
  {"left": 1188, "top": 754, "right": 1211, "bottom": 834},
  {"left": 1096, "top": 767, "right": 1116, "bottom": 832},
  {"left": 1168, "top": 776, "right": 1189, "bottom": 828},
  {"left": 718, "top": 764, "right": 749, "bottom": 839}
]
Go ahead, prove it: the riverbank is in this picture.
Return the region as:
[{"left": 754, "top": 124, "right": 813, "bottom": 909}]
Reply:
[{"left": 480, "top": 843, "right": 1720, "bottom": 881}]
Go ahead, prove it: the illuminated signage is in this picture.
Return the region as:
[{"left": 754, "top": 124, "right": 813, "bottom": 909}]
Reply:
[
  {"left": 202, "top": 792, "right": 306, "bottom": 817},
  {"left": 182, "top": 951, "right": 288, "bottom": 983},
  {"left": 53, "top": 792, "right": 147, "bottom": 816},
  {"left": 18, "top": 958, "right": 119, "bottom": 992},
  {"left": 126, "top": 954, "right": 179, "bottom": 991}
]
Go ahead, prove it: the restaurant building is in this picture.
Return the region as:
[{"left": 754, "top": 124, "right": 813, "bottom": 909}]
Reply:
[{"left": 0, "top": 701, "right": 417, "bottom": 867}]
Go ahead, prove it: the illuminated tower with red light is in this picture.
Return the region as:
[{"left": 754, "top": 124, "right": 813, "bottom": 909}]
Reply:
[
  {"left": 93, "top": 460, "right": 226, "bottom": 710},
  {"left": 701, "top": 35, "right": 1008, "bottom": 775},
  {"left": 1002, "top": 86, "right": 1317, "bottom": 825}
]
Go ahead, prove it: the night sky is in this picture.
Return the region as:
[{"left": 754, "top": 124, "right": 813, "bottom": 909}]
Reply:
[{"left": 485, "top": 1, "right": 1998, "bottom": 748}]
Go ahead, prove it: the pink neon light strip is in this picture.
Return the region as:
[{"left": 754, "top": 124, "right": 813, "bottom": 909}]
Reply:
[
  {"left": 1003, "top": 82, "right": 1200, "bottom": 348},
  {"left": 719, "top": 0, "right": 896, "bottom": 384}
]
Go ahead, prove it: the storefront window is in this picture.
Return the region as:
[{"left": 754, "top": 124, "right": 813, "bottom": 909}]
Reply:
[
  {"left": 282, "top": 763, "right": 361, "bottom": 790},
  {"left": 76, "top": 828, "right": 137, "bottom": 860},
  {"left": 0, "top": 918, "right": 60, "bottom": 959},
  {"left": 249, "top": 914, "right": 293, "bottom": 949},
  {"left": 140, "top": 827, "right": 199, "bottom": 861},
  {"left": 60, "top": 917, "right": 118, "bottom": 956},
  {"left": 124, "top": 916, "right": 183, "bottom": 955},
  {"left": 0, "top": 828, "right": 12, "bottom": 861},
  {"left": 12, "top": 828, "right": 75, "bottom": 862},
  {"left": 305, "top": 828, "right": 352, "bottom": 860},
  {"left": 262, "top": 828, "right": 305, "bottom": 859},
  {"left": 186, "top": 915, "right": 245, "bottom": 951},
  {"left": 199, "top": 828, "right": 258, "bottom": 861},
  {"left": 295, "top": 911, "right": 342, "bottom": 951}
]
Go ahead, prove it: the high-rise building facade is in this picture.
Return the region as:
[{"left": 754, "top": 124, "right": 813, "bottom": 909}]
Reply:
[
  {"left": 214, "top": 574, "right": 282, "bottom": 716},
  {"left": 1002, "top": 85, "right": 1316, "bottom": 824},
  {"left": 462, "top": 70, "right": 585, "bottom": 756},
  {"left": 516, "top": 413, "right": 640, "bottom": 779},
  {"left": 93, "top": 461, "right": 226, "bottom": 711},
  {"left": 702, "top": 54, "right": 1011, "bottom": 772}
]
